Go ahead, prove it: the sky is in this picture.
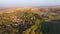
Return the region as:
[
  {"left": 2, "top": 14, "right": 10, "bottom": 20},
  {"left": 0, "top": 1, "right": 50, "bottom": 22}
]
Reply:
[{"left": 0, "top": 0, "right": 60, "bottom": 7}]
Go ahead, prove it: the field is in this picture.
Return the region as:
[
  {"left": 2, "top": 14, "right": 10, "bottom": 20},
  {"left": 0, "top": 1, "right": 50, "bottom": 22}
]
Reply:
[{"left": 0, "top": 7, "right": 60, "bottom": 34}]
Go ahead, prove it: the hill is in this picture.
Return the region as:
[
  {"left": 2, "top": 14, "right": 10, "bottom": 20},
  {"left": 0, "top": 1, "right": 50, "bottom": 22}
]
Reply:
[{"left": 0, "top": 7, "right": 60, "bottom": 34}]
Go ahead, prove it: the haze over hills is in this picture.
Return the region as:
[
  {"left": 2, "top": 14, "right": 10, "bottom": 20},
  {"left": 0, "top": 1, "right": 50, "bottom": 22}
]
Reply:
[{"left": 0, "top": 5, "right": 60, "bottom": 10}]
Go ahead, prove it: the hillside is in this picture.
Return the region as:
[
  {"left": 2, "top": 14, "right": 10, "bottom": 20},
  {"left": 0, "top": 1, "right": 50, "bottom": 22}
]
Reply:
[{"left": 0, "top": 7, "right": 60, "bottom": 34}]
